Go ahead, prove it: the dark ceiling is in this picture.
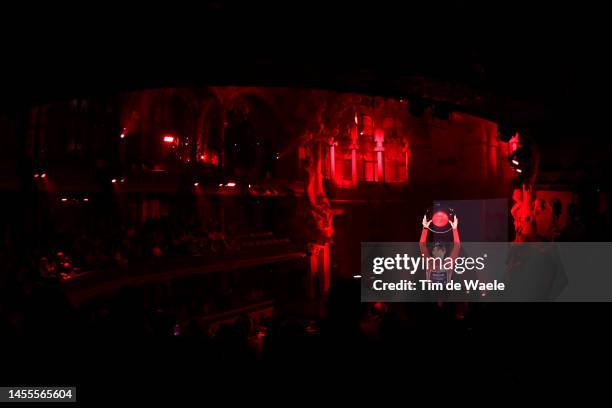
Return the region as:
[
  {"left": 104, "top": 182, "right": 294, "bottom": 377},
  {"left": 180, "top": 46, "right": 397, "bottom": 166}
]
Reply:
[{"left": 1, "top": 1, "right": 609, "bottom": 146}]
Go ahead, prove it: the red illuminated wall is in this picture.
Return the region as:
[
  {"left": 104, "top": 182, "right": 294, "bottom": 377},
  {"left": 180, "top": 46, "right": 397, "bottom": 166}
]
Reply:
[
  {"left": 321, "top": 105, "right": 514, "bottom": 197},
  {"left": 25, "top": 87, "right": 513, "bottom": 195},
  {"left": 23, "top": 87, "right": 517, "bottom": 246}
]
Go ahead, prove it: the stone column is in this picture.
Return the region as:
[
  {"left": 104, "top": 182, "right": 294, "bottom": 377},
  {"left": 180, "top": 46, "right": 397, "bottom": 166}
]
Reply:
[
  {"left": 374, "top": 128, "right": 385, "bottom": 182},
  {"left": 350, "top": 127, "right": 359, "bottom": 186},
  {"left": 402, "top": 140, "right": 411, "bottom": 183},
  {"left": 308, "top": 243, "right": 331, "bottom": 299},
  {"left": 328, "top": 137, "right": 336, "bottom": 182}
]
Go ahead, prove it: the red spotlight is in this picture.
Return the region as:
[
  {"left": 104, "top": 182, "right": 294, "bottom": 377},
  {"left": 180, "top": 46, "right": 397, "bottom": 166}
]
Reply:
[
  {"left": 33, "top": 173, "right": 39, "bottom": 178},
  {"left": 83, "top": 198, "right": 89, "bottom": 202},
  {"left": 41, "top": 173, "right": 47, "bottom": 179},
  {"left": 111, "top": 178, "right": 117, "bottom": 184},
  {"left": 163, "top": 135, "right": 175, "bottom": 143},
  {"left": 226, "top": 182, "right": 236, "bottom": 187},
  {"left": 512, "top": 159, "right": 519, "bottom": 166},
  {"left": 120, "top": 178, "right": 125, "bottom": 183},
  {"left": 193, "top": 182, "right": 199, "bottom": 187},
  {"left": 61, "top": 198, "right": 68, "bottom": 202},
  {"left": 516, "top": 168, "right": 523, "bottom": 173},
  {"left": 218, "top": 183, "right": 224, "bottom": 187}
]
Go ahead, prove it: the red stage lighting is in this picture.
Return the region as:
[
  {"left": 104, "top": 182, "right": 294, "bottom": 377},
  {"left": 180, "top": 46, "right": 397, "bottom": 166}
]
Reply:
[
  {"left": 61, "top": 198, "right": 68, "bottom": 202},
  {"left": 163, "top": 135, "right": 175, "bottom": 143},
  {"left": 120, "top": 178, "right": 125, "bottom": 183},
  {"left": 516, "top": 168, "right": 523, "bottom": 173},
  {"left": 193, "top": 182, "right": 199, "bottom": 187},
  {"left": 512, "top": 159, "right": 519, "bottom": 166},
  {"left": 226, "top": 182, "right": 236, "bottom": 187},
  {"left": 111, "top": 178, "right": 117, "bottom": 183},
  {"left": 83, "top": 198, "right": 89, "bottom": 202},
  {"left": 33, "top": 173, "right": 39, "bottom": 178}
]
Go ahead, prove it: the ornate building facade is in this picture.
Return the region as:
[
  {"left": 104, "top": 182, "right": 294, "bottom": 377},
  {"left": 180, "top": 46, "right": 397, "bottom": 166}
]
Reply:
[{"left": 7, "top": 86, "right": 520, "bottom": 295}]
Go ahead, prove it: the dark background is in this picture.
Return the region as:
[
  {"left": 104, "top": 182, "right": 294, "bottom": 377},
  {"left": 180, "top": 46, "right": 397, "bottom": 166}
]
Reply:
[
  {"left": 438, "top": 199, "right": 509, "bottom": 241},
  {"left": 1, "top": 0, "right": 610, "bottom": 400}
]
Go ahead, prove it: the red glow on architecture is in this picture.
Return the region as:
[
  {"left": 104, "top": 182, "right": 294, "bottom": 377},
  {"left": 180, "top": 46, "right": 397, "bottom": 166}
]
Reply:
[
  {"left": 432, "top": 211, "right": 449, "bottom": 227},
  {"left": 509, "top": 132, "right": 520, "bottom": 153}
]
